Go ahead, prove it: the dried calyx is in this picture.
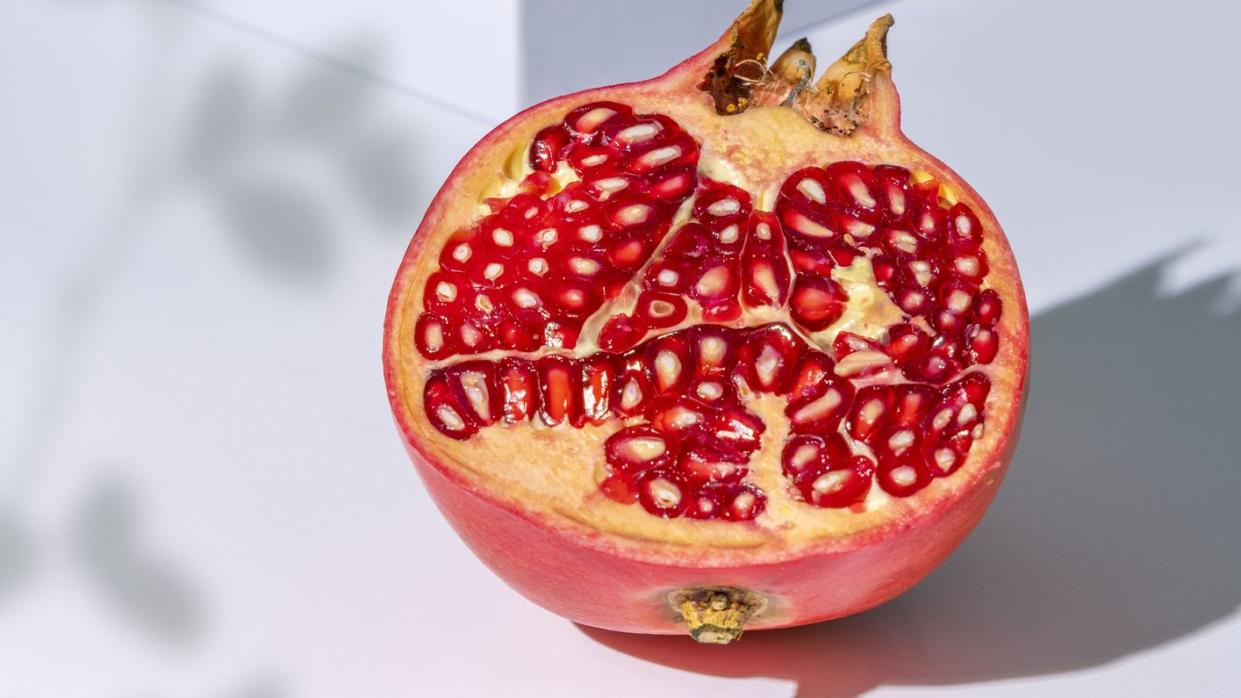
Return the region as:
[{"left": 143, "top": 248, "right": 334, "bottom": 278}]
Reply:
[{"left": 702, "top": 1, "right": 895, "bottom": 135}]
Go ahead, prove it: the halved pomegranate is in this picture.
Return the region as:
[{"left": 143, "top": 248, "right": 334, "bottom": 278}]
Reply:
[{"left": 385, "top": 1, "right": 1028, "bottom": 643}]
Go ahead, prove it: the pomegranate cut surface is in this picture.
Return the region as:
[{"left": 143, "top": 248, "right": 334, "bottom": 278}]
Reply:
[{"left": 385, "top": 1, "right": 1028, "bottom": 642}]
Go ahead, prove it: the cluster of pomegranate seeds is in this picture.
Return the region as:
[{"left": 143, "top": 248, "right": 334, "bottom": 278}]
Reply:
[
  {"left": 598, "top": 180, "right": 755, "bottom": 351},
  {"left": 775, "top": 165, "right": 1001, "bottom": 383},
  {"left": 417, "top": 101, "right": 1005, "bottom": 521},
  {"left": 414, "top": 102, "right": 699, "bottom": 359},
  {"left": 424, "top": 321, "right": 992, "bottom": 516}
]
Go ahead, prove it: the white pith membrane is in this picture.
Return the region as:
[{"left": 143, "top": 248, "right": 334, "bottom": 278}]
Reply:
[{"left": 387, "top": 44, "right": 1026, "bottom": 556}]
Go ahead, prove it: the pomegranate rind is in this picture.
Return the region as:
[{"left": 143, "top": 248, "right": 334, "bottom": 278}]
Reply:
[{"left": 383, "top": 10, "right": 1028, "bottom": 632}]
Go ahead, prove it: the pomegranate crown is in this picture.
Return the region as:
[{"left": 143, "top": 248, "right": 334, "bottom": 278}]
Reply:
[{"left": 700, "top": 0, "right": 894, "bottom": 135}]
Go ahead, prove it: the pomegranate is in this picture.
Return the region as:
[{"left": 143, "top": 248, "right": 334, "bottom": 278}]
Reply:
[{"left": 385, "top": 1, "right": 1028, "bottom": 643}]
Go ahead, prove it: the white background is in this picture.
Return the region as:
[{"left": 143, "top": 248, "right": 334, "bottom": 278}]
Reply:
[{"left": 1, "top": 1, "right": 1238, "bottom": 696}]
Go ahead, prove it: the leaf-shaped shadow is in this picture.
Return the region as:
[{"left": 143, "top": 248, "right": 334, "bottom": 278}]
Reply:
[
  {"left": 0, "top": 508, "right": 36, "bottom": 610},
  {"left": 72, "top": 475, "right": 206, "bottom": 647},
  {"left": 275, "top": 40, "right": 379, "bottom": 142},
  {"left": 216, "top": 174, "right": 335, "bottom": 283},
  {"left": 182, "top": 63, "right": 255, "bottom": 180},
  {"left": 337, "top": 126, "right": 423, "bottom": 229}
]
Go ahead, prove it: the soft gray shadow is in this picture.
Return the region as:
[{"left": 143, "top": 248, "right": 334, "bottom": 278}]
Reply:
[
  {"left": 182, "top": 45, "right": 425, "bottom": 284},
  {"left": 72, "top": 474, "right": 207, "bottom": 648},
  {"left": 0, "top": 509, "right": 36, "bottom": 609},
  {"left": 217, "top": 674, "right": 290, "bottom": 698},
  {"left": 581, "top": 254, "right": 1241, "bottom": 696}
]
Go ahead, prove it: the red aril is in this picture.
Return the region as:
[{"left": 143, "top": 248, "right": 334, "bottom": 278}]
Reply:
[{"left": 385, "top": 2, "right": 1028, "bottom": 643}]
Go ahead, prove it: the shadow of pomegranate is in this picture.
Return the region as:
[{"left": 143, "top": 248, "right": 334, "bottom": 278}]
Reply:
[{"left": 579, "top": 254, "right": 1241, "bottom": 696}]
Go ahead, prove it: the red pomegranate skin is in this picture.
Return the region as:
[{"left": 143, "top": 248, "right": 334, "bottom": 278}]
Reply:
[{"left": 399, "top": 413, "right": 1019, "bottom": 633}]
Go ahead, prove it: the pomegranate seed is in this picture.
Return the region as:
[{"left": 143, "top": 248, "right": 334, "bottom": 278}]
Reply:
[
  {"left": 973, "top": 288, "right": 1003, "bottom": 324},
  {"left": 965, "top": 324, "right": 999, "bottom": 364},
  {"left": 580, "top": 355, "right": 616, "bottom": 425},
  {"left": 646, "top": 335, "right": 692, "bottom": 395},
  {"left": 793, "top": 174, "right": 828, "bottom": 206},
  {"left": 802, "top": 456, "right": 875, "bottom": 508},
  {"left": 685, "top": 487, "right": 724, "bottom": 520},
  {"left": 694, "top": 180, "right": 752, "bottom": 224},
  {"left": 826, "top": 161, "right": 877, "bottom": 213},
  {"left": 893, "top": 284, "right": 931, "bottom": 315},
  {"left": 790, "top": 275, "right": 846, "bottom": 331},
  {"left": 722, "top": 484, "right": 766, "bottom": 521},
  {"left": 886, "top": 323, "right": 931, "bottom": 365},
  {"left": 781, "top": 433, "right": 848, "bottom": 484},
  {"left": 624, "top": 137, "right": 696, "bottom": 175},
  {"left": 444, "top": 361, "right": 501, "bottom": 426},
  {"left": 847, "top": 386, "right": 892, "bottom": 445},
  {"left": 605, "top": 426, "right": 673, "bottom": 474},
  {"left": 565, "top": 101, "right": 632, "bottom": 141},
  {"left": 833, "top": 331, "right": 881, "bottom": 356},
  {"left": 567, "top": 145, "right": 614, "bottom": 174},
  {"left": 907, "top": 334, "right": 965, "bottom": 385},
  {"left": 649, "top": 396, "right": 710, "bottom": 437},
  {"left": 498, "top": 358, "right": 539, "bottom": 424},
  {"left": 781, "top": 167, "right": 828, "bottom": 203},
  {"left": 536, "top": 356, "right": 580, "bottom": 426},
  {"left": 741, "top": 212, "right": 792, "bottom": 308},
  {"left": 789, "top": 247, "right": 835, "bottom": 275},
  {"left": 927, "top": 372, "right": 990, "bottom": 437},
  {"left": 948, "top": 248, "right": 989, "bottom": 283},
  {"left": 530, "top": 125, "right": 570, "bottom": 172},
  {"left": 498, "top": 319, "right": 541, "bottom": 352},
  {"left": 873, "top": 165, "right": 912, "bottom": 222},
  {"left": 891, "top": 384, "right": 939, "bottom": 427},
  {"left": 710, "top": 407, "right": 765, "bottom": 452},
  {"left": 637, "top": 473, "right": 688, "bottom": 518},
  {"left": 877, "top": 453, "right": 932, "bottom": 497},
  {"left": 786, "top": 377, "right": 854, "bottom": 435},
  {"left": 439, "top": 230, "right": 477, "bottom": 272},
  {"left": 871, "top": 255, "right": 898, "bottom": 285},
  {"left": 598, "top": 472, "right": 639, "bottom": 504},
  {"left": 946, "top": 203, "right": 983, "bottom": 249},
  {"left": 678, "top": 444, "right": 748, "bottom": 485},
  {"left": 613, "top": 355, "right": 655, "bottom": 417},
  {"left": 456, "top": 319, "right": 496, "bottom": 353},
  {"left": 833, "top": 350, "right": 894, "bottom": 379},
  {"left": 881, "top": 227, "right": 922, "bottom": 257},
  {"left": 607, "top": 235, "right": 651, "bottom": 270},
  {"left": 690, "top": 325, "right": 739, "bottom": 379},
  {"left": 924, "top": 430, "right": 972, "bottom": 476},
  {"left": 735, "top": 324, "right": 804, "bottom": 394},
  {"left": 789, "top": 350, "right": 836, "bottom": 401},
  {"left": 781, "top": 206, "right": 838, "bottom": 241},
  {"left": 634, "top": 291, "right": 688, "bottom": 328},
  {"left": 598, "top": 313, "right": 647, "bottom": 353},
  {"left": 424, "top": 372, "right": 478, "bottom": 439},
  {"left": 605, "top": 116, "right": 669, "bottom": 151},
  {"left": 691, "top": 263, "right": 739, "bottom": 304},
  {"left": 414, "top": 313, "right": 456, "bottom": 360},
  {"left": 912, "top": 202, "right": 947, "bottom": 243},
  {"left": 646, "top": 165, "right": 696, "bottom": 200},
  {"left": 690, "top": 378, "right": 728, "bottom": 404}
]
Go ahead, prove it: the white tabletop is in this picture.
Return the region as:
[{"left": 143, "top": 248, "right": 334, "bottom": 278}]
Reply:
[{"left": 1, "top": 1, "right": 1238, "bottom": 696}]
